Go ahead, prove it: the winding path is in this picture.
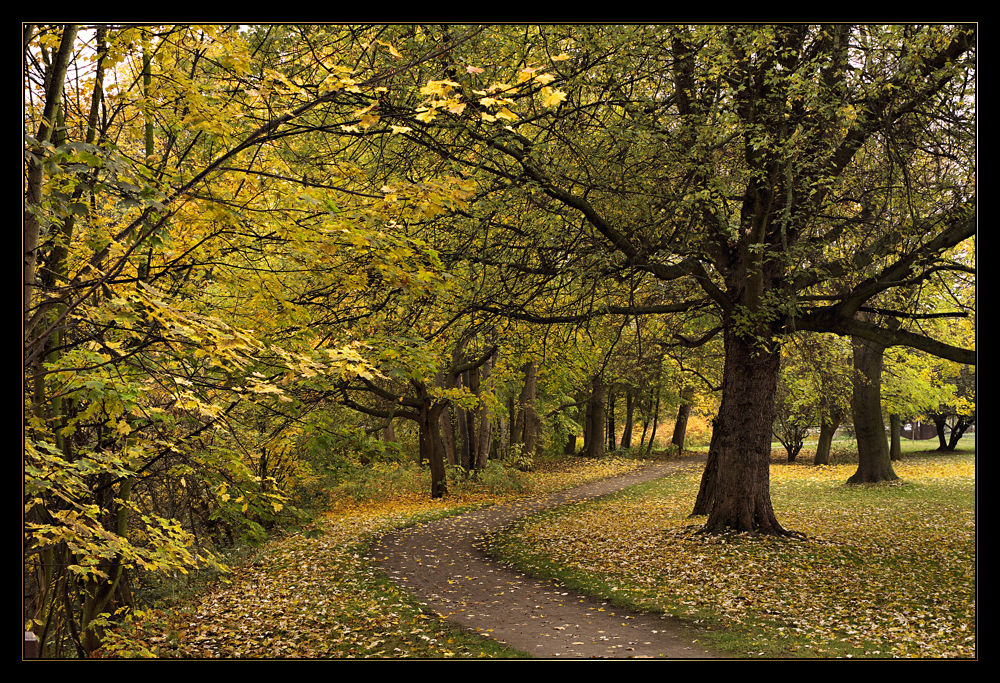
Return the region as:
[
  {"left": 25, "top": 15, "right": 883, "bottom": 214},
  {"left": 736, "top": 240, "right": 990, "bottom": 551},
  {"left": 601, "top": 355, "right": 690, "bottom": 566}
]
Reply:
[{"left": 367, "top": 456, "right": 722, "bottom": 659}]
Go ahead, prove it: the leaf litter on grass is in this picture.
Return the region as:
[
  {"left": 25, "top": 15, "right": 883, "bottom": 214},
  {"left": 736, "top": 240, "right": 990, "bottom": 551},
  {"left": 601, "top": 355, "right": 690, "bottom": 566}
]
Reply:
[
  {"left": 486, "top": 455, "right": 975, "bottom": 659},
  {"left": 99, "top": 455, "right": 648, "bottom": 658}
]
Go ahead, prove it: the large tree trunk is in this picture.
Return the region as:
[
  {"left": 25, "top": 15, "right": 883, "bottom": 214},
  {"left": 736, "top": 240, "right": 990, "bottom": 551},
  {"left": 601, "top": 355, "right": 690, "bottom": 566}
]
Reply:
[
  {"left": 383, "top": 417, "right": 397, "bottom": 444},
  {"left": 671, "top": 384, "right": 695, "bottom": 453},
  {"left": 420, "top": 402, "right": 448, "bottom": 498},
  {"left": 847, "top": 334, "right": 898, "bottom": 484},
  {"left": 583, "top": 375, "right": 605, "bottom": 458},
  {"left": 439, "top": 408, "right": 457, "bottom": 466},
  {"left": 698, "top": 329, "right": 789, "bottom": 535},
  {"left": 931, "top": 414, "right": 950, "bottom": 450},
  {"left": 515, "top": 361, "right": 538, "bottom": 456}
]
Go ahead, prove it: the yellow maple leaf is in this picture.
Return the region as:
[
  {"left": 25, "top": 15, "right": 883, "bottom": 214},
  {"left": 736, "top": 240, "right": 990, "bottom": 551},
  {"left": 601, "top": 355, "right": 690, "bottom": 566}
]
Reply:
[
  {"left": 540, "top": 87, "right": 567, "bottom": 108},
  {"left": 415, "top": 108, "right": 437, "bottom": 123}
]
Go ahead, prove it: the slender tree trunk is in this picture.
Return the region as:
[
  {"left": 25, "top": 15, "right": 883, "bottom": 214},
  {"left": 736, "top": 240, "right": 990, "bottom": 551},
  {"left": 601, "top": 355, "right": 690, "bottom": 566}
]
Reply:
[
  {"left": 620, "top": 389, "right": 635, "bottom": 450},
  {"left": 671, "top": 384, "right": 695, "bottom": 453},
  {"left": 644, "top": 383, "right": 662, "bottom": 457},
  {"left": 24, "top": 25, "right": 78, "bottom": 339},
  {"left": 847, "top": 334, "right": 898, "bottom": 484},
  {"left": 698, "top": 329, "right": 789, "bottom": 535},
  {"left": 457, "top": 402, "right": 472, "bottom": 471},
  {"left": 465, "top": 366, "right": 481, "bottom": 469},
  {"left": 475, "top": 352, "right": 494, "bottom": 469},
  {"left": 814, "top": 412, "right": 841, "bottom": 465},
  {"left": 889, "top": 413, "right": 902, "bottom": 461},
  {"left": 137, "top": 28, "right": 156, "bottom": 282},
  {"left": 606, "top": 388, "right": 617, "bottom": 451}
]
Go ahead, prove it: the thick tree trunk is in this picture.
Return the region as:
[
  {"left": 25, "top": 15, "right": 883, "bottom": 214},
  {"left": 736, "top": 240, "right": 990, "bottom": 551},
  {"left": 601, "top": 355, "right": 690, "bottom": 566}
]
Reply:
[
  {"left": 847, "top": 334, "right": 898, "bottom": 484},
  {"left": 671, "top": 384, "right": 695, "bottom": 453},
  {"left": 382, "top": 417, "right": 397, "bottom": 444},
  {"left": 947, "top": 417, "right": 974, "bottom": 450},
  {"left": 420, "top": 403, "right": 448, "bottom": 498},
  {"left": 698, "top": 330, "right": 789, "bottom": 535},
  {"left": 932, "top": 414, "right": 949, "bottom": 450},
  {"left": 584, "top": 375, "right": 605, "bottom": 458},
  {"left": 439, "top": 408, "right": 457, "bottom": 466},
  {"left": 814, "top": 412, "right": 841, "bottom": 465},
  {"left": 516, "top": 361, "right": 538, "bottom": 456}
]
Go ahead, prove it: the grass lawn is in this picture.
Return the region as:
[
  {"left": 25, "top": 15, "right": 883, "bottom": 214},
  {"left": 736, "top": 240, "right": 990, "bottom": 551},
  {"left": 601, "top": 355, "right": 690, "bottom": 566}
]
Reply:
[{"left": 485, "top": 444, "right": 976, "bottom": 659}]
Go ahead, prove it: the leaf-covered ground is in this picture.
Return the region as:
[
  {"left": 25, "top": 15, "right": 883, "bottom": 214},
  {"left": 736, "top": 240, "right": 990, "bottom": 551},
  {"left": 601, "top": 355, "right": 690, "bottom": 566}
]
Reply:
[
  {"left": 98, "top": 455, "right": 647, "bottom": 658},
  {"left": 486, "top": 452, "right": 976, "bottom": 659}
]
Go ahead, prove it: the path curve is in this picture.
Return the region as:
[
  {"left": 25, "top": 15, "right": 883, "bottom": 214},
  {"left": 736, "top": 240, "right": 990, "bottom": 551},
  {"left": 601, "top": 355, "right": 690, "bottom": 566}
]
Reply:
[{"left": 367, "top": 456, "right": 722, "bottom": 659}]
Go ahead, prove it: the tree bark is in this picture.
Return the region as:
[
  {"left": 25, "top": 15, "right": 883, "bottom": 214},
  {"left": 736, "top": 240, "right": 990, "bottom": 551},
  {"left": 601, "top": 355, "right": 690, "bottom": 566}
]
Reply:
[
  {"left": 584, "top": 375, "right": 605, "bottom": 458},
  {"left": 644, "top": 383, "right": 662, "bottom": 457},
  {"left": 932, "top": 414, "right": 949, "bottom": 450},
  {"left": 889, "top": 413, "right": 902, "bottom": 461},
  {"left": 420, "top": 402, "right": 448, "bottom": 498},
  {"left": 475, "top": 351, "right": 495, "bottom": 469},
  {"left": 947, "top": 416, "right": 974, "bottom": 450},
  {"left": 814, "top": 412, "right": 841, "bottom": 465},
  {"left": 698, "top": 329, "right": 790, "bottom": 535},
  {"left": 24, "top": 25, "right": 78, "bottom": 339},
  {"left": 620, "top": 388, "right": 635, "bottom": 449},
  {"left": 606, "top": 388, "right": 617, "bottom": 451},
  {"left": 847, "top": 334, "right": 898, "bottom": 484},
  {"left": 516, "top": 360, "right": 538, "bottom": 456},
  {"left": 439, "top": 408, "right": 457, "bottom": 466},
  {"left": 671, "top": 384, "right": 695, "bottom": 453}
]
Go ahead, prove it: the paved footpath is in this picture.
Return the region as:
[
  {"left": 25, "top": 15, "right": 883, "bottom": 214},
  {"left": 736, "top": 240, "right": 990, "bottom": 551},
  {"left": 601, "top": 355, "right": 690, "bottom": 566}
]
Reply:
[{"left": 367, "top": 456, "right": 723, "bottom": 659}]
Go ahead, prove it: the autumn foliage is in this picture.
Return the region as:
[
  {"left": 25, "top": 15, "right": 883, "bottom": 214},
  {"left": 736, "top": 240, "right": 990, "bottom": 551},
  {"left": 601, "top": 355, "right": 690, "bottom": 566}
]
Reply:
[{"left": 24, "top": 23, "right": 974, "bottom": 658}]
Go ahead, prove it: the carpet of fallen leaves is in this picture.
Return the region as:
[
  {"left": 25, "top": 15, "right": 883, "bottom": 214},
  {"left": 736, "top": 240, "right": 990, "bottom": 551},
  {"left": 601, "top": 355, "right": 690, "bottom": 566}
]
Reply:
[
  {"left": 97, "top": 455, "right": 646, "bottom": 658},
  {"left": 486, "top": 453, "right": 976, "bottom": 659}
]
